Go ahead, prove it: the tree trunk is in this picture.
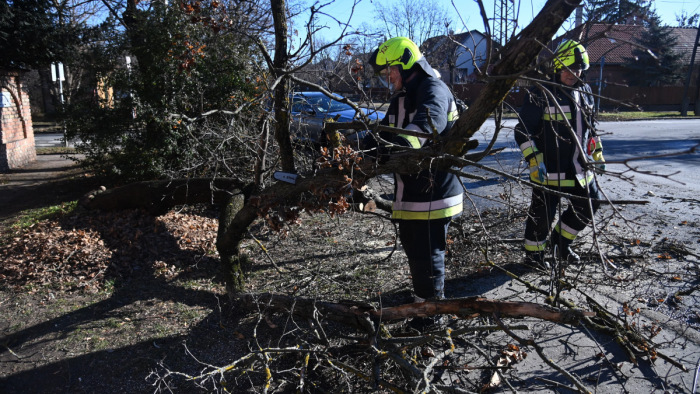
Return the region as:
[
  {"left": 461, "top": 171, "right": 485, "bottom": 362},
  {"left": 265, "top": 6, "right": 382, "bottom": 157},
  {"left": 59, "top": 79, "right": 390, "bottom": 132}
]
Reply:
[
  {"left": 217, "top": 191, "right": 257, "bottom": 296},
  {"left": 271, "top": 0, "right": 295, "bottom": 173}
]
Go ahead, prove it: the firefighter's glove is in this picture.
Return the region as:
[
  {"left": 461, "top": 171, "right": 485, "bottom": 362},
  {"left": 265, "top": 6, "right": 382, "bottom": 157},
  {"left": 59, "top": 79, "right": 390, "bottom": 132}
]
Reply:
[
  {"left": 536, "top": 162, "right": 548, "bottom": 183},
  {"left": 588, "top": 137, "right": 606, "bottom": 173},
  {"left": 528, "top": 154, "right": 547, "bottom": 183},
  {"left": 592, "top": 150, "right": 606, "bottom": 173}
]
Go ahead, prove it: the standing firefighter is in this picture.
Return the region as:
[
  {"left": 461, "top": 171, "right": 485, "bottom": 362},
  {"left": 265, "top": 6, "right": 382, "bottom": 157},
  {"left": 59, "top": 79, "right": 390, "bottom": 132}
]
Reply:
[
  {"left": 514, "top": 39, "right": 606, "bottom": 268},
  {"left": 366, "top": 37, "right": 463, "bottom": 312}
]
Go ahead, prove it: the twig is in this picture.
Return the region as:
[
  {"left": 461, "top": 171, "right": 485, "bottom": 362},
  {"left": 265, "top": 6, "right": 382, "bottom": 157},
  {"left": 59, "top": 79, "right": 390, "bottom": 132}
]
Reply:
[
  {"left": 489, "top": 261, "right": 687, "bottom": 373},
  {"left": 492, "top": 312, "right": 591, "bottom": 394},
  {"left": 581, "top": 292, "right": 687, "bottom": 371},
  {"left": 580, "top": 325, "right": 631, "bottom": 392},
  {"left": 534, "top": 377, "right": 585, "bottom": 392},
  {"left": 2, "top": 344, "right": 22, "bottom": 359},
  {"left": 328, "top": 359, "right": 406, "bottom": 393},
  {"left": 420, "top": 328, "right": 456, "bottom": 392},
  {"left": 692, "top": 355, "right": 700, "bottom": 394},
  {"left": 248, "top": 231, "right": 285, "bottom": 273},
  {"left": 432, "top": 384, "right": 478, "bottom": 393}
]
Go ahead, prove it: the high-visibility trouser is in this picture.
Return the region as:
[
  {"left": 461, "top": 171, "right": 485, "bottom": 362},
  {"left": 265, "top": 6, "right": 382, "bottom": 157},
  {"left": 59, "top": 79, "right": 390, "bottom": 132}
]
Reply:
[{"left": 523, "top": 181, "right": 601, "bottom": 255}]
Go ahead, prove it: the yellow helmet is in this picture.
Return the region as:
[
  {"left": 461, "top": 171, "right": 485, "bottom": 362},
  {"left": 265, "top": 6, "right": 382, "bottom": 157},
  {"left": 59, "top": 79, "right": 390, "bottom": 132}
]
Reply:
[
  {"left": 369, "top": 37, "right": 423, "bottom": 74},
  {"left": 553, "top": 40, "right": 590, "bottom": 72}
]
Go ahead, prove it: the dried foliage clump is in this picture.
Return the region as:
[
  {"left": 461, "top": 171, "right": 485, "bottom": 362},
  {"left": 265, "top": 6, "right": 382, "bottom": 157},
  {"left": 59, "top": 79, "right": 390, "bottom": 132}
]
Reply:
[{"left": 0, "top": 208, "right": 220, "bottom": 292}]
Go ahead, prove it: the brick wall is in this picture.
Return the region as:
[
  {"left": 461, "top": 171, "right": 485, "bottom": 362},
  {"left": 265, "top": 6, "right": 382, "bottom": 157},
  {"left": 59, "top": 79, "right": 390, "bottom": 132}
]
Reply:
[{"left": 1, "top": 69, "right": 36, "bottom": 172}]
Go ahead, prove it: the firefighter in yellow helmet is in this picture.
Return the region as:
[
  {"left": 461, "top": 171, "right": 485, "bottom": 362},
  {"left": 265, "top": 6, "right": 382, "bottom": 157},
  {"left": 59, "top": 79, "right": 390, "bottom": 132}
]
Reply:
[
  {"left": 514, "top": 39, "right": 606, "bottom": 269},
  {"left": 366, "top": 37, "right": 463, "bottom": 326}
]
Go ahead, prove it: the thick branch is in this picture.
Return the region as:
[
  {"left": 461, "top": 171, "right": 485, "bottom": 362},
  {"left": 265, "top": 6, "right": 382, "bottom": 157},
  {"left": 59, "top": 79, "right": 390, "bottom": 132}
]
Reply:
[
  {"left": 237, "top": 293, "right": 595, "bottom": 332},
  {"left": 378, "top": 297, "right": 594, "bottom": 324},
  {"left": 79, "top": 178, "right": 246, "bottom": 214}
]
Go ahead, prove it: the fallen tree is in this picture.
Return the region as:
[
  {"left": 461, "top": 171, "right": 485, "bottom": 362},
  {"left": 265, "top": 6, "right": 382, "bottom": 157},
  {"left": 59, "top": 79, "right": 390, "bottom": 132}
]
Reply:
[{"left": 81, "top": 0, "right": 585, "bottom": 296}]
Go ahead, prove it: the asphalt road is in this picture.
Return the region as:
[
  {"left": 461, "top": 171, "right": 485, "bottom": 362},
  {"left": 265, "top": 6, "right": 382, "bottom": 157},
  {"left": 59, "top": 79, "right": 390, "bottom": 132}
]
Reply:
[
  {"left": 34, "top": 132, "right": 74, "bottom": 148},
  {"left": 464, "top": 119, "right": 700, "bottom": 209}
]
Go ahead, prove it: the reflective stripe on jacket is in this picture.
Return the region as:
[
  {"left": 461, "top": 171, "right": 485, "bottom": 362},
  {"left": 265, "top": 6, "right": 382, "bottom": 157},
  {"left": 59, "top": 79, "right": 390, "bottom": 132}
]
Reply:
[
  {"left": 514, "top": 81, "right": 600, "bottom": 188},
  {"left": 382, "top": 72, "right": 463, "bottom": 220}
]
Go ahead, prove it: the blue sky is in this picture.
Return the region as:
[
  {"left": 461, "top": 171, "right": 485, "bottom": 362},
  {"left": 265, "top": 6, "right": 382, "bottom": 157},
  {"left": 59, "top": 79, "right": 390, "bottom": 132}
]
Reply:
[{"left": 308, "top": 0, "right": 700, "bottom": 44}]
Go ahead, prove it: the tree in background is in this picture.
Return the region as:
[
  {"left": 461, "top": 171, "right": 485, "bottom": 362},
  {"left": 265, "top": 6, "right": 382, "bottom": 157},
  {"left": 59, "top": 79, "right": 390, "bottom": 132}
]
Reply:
[
  {"left": 297, "top": 20, "right": 385, "bottom": 98},
  {"left": 675, "top": 11, "right": 700, "bottom": 28},
  {"left": 373, "top": 0, "right": 453, "bottom": 46},
  {"left": 584, "top": 0, "right": 650, "bottom": 24},
  {"left": 623, "top": 10, "right": 684, "bottom": 86},
  {"left": 0, "top": 0, "right": 78, "bottom": 69},
  {"left": 64, "top": 0, "right": 271, "bottom": 181},
  {"left": 1, "top": 0, "right": 108, "bottom": 117}
]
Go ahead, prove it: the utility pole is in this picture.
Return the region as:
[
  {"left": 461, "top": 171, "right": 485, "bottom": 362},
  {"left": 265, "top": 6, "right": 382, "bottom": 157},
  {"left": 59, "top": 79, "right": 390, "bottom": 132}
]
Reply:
[
  {"left": 491, "top": 0, "right": 519, "bottom": 47},
  {"left": 681, "top": 21, "right": 700, "bottom": 116}
]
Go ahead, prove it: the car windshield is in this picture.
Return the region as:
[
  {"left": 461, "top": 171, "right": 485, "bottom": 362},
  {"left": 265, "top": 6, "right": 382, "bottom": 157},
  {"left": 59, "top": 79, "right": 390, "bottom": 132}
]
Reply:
[{"left": 293, "top": 95, "right": 352, "bottom": 113}]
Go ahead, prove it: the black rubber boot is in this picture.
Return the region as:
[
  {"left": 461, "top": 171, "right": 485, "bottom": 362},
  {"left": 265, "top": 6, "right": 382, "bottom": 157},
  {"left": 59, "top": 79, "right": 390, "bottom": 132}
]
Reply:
[
  {"left": 524, "top": 251, "right": 550, "bottom": 270},
  {"left": 553, "top": 244, "right": 580, "bottom": 265},
  {"left": 563, "top": 246, "right": 580, "bottom": 264},
  {"left": 550, "top": 231, "right": 580, "bottom": 265}
]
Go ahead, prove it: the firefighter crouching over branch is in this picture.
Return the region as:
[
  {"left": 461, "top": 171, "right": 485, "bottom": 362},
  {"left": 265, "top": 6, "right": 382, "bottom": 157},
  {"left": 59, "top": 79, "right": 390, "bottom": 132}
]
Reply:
[
  {"left": 364, "top": 37, "right": 463, "bottom": 326},
  {"left": 514, "top": 39, "right": 606, "bottom": 269}
]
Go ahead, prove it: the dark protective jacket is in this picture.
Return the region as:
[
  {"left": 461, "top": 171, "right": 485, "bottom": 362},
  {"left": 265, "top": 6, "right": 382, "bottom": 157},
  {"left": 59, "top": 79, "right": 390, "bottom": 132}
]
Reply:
[
  {"left": 514, "top": 80, "right": 603, "bottom": 188},
  {"left": 374, "top": 66, "right": 463, "bottom": 220}
]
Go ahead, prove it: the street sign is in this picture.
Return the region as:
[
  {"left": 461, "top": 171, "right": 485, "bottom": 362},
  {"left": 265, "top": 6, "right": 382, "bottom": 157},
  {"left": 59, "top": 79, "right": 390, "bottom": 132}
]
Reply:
[
  {"left": 273, "top": 172, "right": 299, "bottom": 184},
  {"left": 50, "top": 62, "right": 65, "bottom": 82},
  {"left": 0, "top": 91, "right": 12, "bottom": 108}
]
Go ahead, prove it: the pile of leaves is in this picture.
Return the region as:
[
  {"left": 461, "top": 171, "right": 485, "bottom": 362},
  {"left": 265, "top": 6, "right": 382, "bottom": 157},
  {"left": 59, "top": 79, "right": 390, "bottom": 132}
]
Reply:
[{"left": 0, "top": 207, "right": 220, "bottom": 292}]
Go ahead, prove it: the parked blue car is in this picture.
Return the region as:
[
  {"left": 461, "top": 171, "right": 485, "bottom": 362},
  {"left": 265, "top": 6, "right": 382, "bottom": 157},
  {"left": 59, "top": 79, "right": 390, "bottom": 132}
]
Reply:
[{"left": 290, "top": 91, "right": 384, "bottom": 148}]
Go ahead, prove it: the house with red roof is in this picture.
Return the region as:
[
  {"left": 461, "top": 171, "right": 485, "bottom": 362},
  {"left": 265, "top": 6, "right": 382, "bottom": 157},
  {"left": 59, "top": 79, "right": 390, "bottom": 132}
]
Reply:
[
  {"left": 554, "top": 23, "right": 699, "bottom": 88},
  {"left": 552, "top": 23, "right": 699, "bottom": 110}
]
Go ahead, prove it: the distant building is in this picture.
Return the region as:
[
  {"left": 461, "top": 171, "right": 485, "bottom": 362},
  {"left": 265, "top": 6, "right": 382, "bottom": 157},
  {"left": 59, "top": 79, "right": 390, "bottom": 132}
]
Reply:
[
  {"left": 421, "top": 31, "right": 494, "bottom": 85},
  {"left": 1, "top": 68, "right": 36, "bottom": 171},
  {"left": 553, "top": 23, "right": 699, "bottom": 87}
]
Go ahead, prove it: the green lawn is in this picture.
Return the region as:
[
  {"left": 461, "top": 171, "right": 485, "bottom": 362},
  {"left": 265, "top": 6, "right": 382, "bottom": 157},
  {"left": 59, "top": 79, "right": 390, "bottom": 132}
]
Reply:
[
  {"left": 499, "top": 110, "right": 700, "bottom": 121},
  {"left": 596, "top": 111, "right": 700, "bottom": 121}
]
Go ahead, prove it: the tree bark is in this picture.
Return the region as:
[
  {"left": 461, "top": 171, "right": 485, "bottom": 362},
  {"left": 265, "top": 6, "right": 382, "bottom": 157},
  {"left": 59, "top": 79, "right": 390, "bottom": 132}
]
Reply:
[
  {"left": 271, "top": 0, "right": 295, "bottom": 173},
  {"left": 217, "top": 191, "right": 257, "bottom": 296}
]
